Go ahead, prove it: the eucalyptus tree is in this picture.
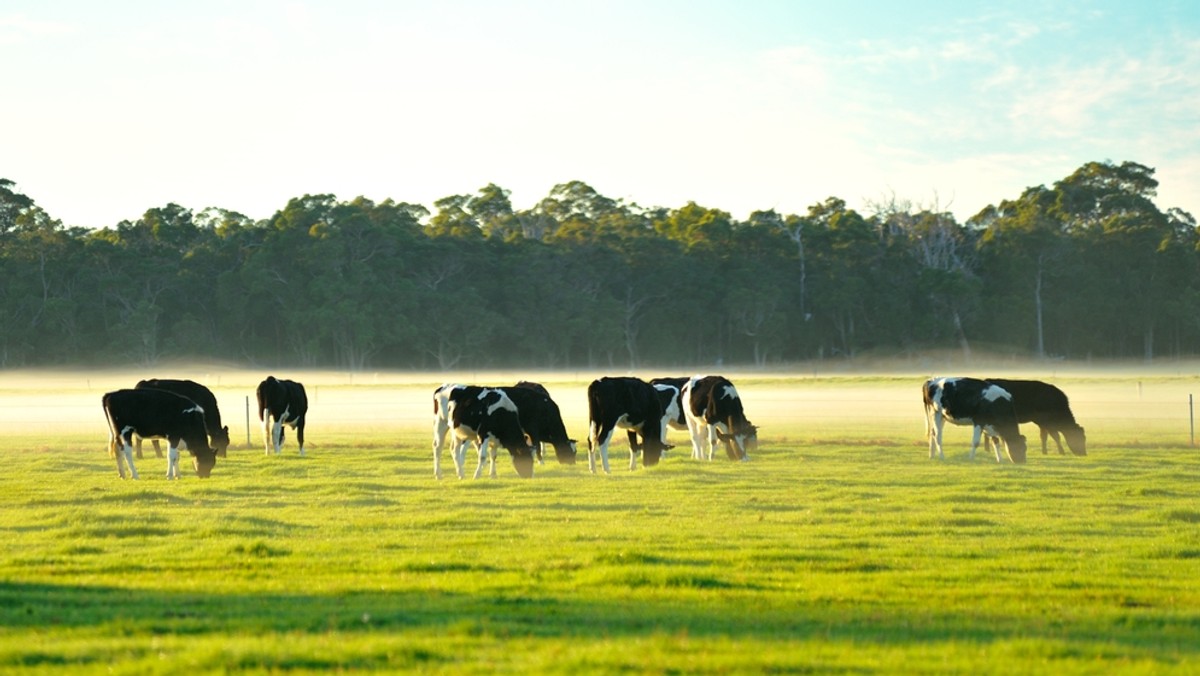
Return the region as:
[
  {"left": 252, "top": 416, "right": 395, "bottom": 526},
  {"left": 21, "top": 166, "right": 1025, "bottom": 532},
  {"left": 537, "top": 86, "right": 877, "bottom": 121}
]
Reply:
[
  {"left": 971, "top": 186, "right": 1069, "bottom": 358},
  {"left": 1051, "top": 161, "right": 1182, "bottom": 359}
]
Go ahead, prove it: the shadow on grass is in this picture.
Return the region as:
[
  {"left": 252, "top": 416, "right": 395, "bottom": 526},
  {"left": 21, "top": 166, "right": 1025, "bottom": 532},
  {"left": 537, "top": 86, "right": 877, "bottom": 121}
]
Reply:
[{"left": 1, "top": 580, "right": 1198, "bottom": 659}]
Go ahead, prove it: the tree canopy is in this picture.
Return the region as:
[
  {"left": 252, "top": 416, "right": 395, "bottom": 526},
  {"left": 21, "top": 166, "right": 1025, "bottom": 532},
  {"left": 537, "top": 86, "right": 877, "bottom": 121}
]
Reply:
[{"left": 0, "top": 161, "right": 1195, "bottom": 369}]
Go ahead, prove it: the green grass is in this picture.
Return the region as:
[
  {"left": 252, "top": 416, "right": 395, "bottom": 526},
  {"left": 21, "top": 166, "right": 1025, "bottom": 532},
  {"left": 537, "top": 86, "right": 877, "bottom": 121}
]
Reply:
[{"left": 2, "top": 378, "right": 1200, "bottom": 674}]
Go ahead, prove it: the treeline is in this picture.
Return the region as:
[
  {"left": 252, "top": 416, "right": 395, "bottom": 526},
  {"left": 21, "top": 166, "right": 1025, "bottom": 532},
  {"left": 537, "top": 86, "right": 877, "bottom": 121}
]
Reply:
[{"left": 1, "top": 160, "right": 1197, "bottom": 370}]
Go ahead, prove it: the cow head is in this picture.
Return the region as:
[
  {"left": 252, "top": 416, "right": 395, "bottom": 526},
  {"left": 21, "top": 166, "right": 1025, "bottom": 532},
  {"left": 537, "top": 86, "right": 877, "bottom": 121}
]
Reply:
[
  {"left": 1006, "top": 434, "right": 1028, "bottom": 464},
  {"left": 554, "top": 440, "right": 578, "bottom": 465},
  {"left": 716, "top": 422, "right": 758, "bottom": 460},
  {"left": 641, "top": 439, "right": 672, "bottom": 467},
  {"left": 1064, "top": 426, "right": 1087, "bottom": 456},
  {"left": 191, "top": 446, "right": 218, "bottom": 478},
  {"left": 510, "top": 447, "right": 536, "bottom": 478},
  {"left": 213, "top": 425, "right": 231, "bottom": 458}
]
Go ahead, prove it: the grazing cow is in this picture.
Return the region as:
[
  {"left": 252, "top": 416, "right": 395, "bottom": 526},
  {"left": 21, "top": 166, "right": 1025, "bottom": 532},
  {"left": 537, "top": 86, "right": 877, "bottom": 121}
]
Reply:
[
  {"left": 257, "top": 376, "right": 308, "bottom": 455},
  {"left": 134, "top": 379, "right": 231, "bottom": 459},
  {"left": 501, "top": 384, "right": 577, "bottom": 467},
  {"left": 450, "top": 388, "right": 537, "bottom": 478},
  {"left": 985, "top": 378, "right": 1086, "bottom": 456},
  {"left": 586, "top": 376, "right": 671, "bottom": 474},
  {"left": 923, "top": 377, "right": 1027, "bottom": 464},
  {"left": 432, "top": 382, "right": 575, "bottom": 479},
  {"left": 102, "top": 388, "right": 217, "bottom": 479},
  {"left": 682, "top": 375, "right": 758, "bottom": 461}
]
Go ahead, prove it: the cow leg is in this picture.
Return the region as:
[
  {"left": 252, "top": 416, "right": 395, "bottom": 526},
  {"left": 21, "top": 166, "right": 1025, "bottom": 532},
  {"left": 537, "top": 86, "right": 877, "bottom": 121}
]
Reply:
[
  {"left": 705, "top": 425, "right": 720, "bottom": 461},
  {"left": 969, "top": 425, "right": 983, "bottom": 460},
  {"left": 262, "top": 411, "right": 273, "bottom": 455},
  {"left": 629, "top": 438, "right": 639, "bottom": 472},
  {"left": 685, "top": 415, "right": 707, "bottom": 460},
  {"left": 272, "top": 420, "right": 285, "bottom": 454},
  {"left": 296, "top": 420, "right": 306, "bottom": 456},
  {"left": 433, "top": 415, "right": 450, "bottom": 479},
  {"left": 135, "top": 437, "right": 144, "bottom": 459},
  {"left": 470, "top": 437, "right": 485, "bottom": 480},
  {"left": 166, "top": 444, "right": 180, "bottom": 480},
  {"left": 115, "top": 432, "right": 140, "bottom": 480},
  {"left": 451, "top": 438, "right": 469, "bottom": 479},
  {"left": 152, "top": 439, "right": 163, "bottom": 458},
  {"left": 989, "top": 430, "right": 1005, "bottom": 463},
  {"left": 1047, "top": 428, "right": 1066, "bottom": 455},
  {"left": 489, "top": 441, "right": 499, "bottom": 479},
  {"left": 931, "top": 413, "right": 946, "bottom": 460},
  {"left": 588, "top": 423, "right": 614, "bottom": 475}
]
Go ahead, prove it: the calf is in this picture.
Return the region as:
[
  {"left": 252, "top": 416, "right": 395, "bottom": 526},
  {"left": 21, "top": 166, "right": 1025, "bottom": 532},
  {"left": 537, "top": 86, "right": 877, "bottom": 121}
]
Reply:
[
  {"left": 682, "top": 375, "right": 758, "bottom": 461},
  {"left": 450, "top": 388, "right": 537, "bottom": 478},
  {"left": 985, "top": 378, "right": 1086, "bottom": 456},
  {"left": 134, "top": 378, "right": 231, "bottom": 458},
  {"left": 923, "top": 377, "right": 1027, "bottom": 463},
  {"left": 586, "top": 376, "right": 671, "bottom": 474},
  {"left": 257, "top": 376, "right": 308, "bottom": 455},
  {"left": 102, "top": 388, "right": 217, "bottom": 479}
]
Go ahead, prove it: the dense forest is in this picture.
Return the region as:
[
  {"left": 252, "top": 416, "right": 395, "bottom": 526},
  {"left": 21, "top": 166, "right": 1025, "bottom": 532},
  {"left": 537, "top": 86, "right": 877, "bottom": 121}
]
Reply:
[{"left": 1, "top": 160, "right": 1197, "bottom": 370}]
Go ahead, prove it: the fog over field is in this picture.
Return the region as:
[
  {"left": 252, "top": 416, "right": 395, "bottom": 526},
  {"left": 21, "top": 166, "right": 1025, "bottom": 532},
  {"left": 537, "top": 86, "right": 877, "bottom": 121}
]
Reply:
[{"left": 4, "top": 361, "right": 1200, "bottom": 452}]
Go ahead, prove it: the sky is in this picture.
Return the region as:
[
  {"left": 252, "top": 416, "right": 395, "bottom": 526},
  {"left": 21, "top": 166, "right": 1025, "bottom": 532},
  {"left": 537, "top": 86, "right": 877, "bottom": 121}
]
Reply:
[{"left": 3, "top": 0, "right": 1199, "bottom": 229}]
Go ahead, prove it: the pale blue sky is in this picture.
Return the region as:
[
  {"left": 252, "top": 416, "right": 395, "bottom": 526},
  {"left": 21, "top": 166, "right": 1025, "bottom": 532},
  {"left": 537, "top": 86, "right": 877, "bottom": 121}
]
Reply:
[{"left": 4, "top": 1, "right": 1198, "bottom": 228}]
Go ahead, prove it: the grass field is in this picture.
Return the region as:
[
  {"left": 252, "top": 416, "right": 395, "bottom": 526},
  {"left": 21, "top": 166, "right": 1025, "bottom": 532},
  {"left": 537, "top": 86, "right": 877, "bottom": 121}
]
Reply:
[{"left": 1, "top": 368, "right": 1199, "bottom": 674}]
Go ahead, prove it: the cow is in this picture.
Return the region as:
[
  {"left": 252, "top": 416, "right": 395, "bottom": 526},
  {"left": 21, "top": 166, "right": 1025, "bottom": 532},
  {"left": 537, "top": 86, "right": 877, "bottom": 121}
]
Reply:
[
  {"left": 501, "top": 384, "right": 577, "bottom": 467},
  {"left": 450, "top": 387, "right": 537, "bottom": 479},
  {"left": 923, "top": 377, "right": 1027, "bottom": 464},
  {"left": 102, "top": 388, "right": 218, "bottom": 480},
  {"left": 256, "top": 376, "right": 308, "bottom": 456},
  {"left": 985, "top": 378, "right": 1086, "bottom": 456},
  {"left": 681, "top": 375, "right": 758, "bottom": 461},
  {"left": 432, "top": 382, "right": 576, "bottom": 479},
  {"left": 134, "top": 378, "right": 231, "bottom": 459},
  {"left": 586, "top": 376, "right": 671, "bottom": 474}
]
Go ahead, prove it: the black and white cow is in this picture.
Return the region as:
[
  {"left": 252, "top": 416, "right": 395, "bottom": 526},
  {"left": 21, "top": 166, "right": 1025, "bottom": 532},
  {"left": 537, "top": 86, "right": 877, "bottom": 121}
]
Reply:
[
  {"left": 923, "top": 377, "right": 1027, "bottom": 464},
  {"left": 256, "top": 376, "right": 308, "bottom": 456},
  {"left": 102, "top": 388, "right": 217, "bottom": 480},
  {"left": 586, "top": 376, "right": 671, "bottom": 474},
  {"left": 681, "top": 375, "right": 758, "bottom": 461},
  {"left": 134, "top": 378, "right": 231, "bottom": 459},
  {"left": 985, "top": 378, "right": 1086, "bottom": 456},
  {"left": 432, "top": 382, "right": 575, "bottom": 479},
  {"left": 501, "top": 383, "right": 577, "bottom": 467},
  {"left": 450, "top": 387, "right": 537, "bottom": 479}
]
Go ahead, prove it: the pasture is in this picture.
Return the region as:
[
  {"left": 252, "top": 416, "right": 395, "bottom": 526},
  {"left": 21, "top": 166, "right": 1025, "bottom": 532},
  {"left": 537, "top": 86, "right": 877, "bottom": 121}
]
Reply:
[{"left": 1, "top": 367, "right": 1199, "bottom": 674}]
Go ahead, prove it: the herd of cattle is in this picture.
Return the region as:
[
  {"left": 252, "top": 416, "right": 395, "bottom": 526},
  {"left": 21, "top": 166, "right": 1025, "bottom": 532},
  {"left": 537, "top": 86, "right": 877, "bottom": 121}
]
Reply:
[{"left": 98, "top": 373, "right": 1085, "bottom": 480}]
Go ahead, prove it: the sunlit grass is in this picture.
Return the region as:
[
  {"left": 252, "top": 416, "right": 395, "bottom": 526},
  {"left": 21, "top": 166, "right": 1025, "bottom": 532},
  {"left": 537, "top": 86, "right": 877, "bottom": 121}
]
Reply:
[{"left": 1, "top": 373, "right": 1199, "bottom": 673}]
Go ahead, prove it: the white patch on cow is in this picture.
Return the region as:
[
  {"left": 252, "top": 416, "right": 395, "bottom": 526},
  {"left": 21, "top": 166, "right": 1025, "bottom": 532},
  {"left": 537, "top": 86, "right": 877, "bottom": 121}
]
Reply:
[{"left": 982, "top": 385, "right": 1011, "bottom": 402}]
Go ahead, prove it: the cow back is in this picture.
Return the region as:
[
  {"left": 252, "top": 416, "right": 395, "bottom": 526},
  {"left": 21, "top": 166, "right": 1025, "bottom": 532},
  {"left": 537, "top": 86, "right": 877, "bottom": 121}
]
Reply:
[{"left": 136, "top": 378, "right": 230, "bottom": 455}]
